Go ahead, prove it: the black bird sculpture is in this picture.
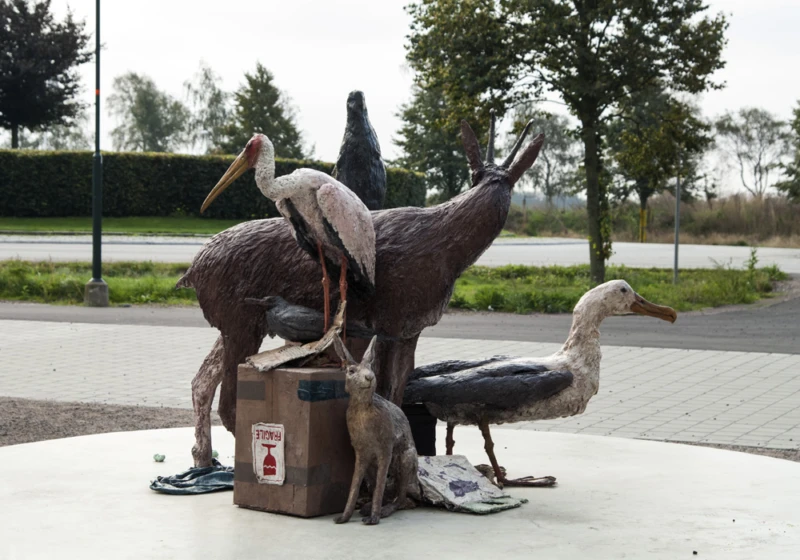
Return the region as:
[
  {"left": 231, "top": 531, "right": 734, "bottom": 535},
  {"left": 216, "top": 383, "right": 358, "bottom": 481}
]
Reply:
[
  {"left": 246, "top": 296, "right": 378, "bottom": 344},
  {"left": 332, "top": 90, "right": 387, "bottom": 211}
]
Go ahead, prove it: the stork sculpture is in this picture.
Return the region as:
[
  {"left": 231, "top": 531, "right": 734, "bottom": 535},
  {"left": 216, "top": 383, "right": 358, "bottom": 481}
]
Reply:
[{"left": 200, "top": 133, "right": 375, "bottom": 336}]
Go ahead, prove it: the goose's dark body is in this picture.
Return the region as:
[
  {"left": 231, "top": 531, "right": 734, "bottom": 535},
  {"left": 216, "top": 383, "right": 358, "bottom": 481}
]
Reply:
[{"left": 404, "top": 357, "right": 574, "bottom": 421}]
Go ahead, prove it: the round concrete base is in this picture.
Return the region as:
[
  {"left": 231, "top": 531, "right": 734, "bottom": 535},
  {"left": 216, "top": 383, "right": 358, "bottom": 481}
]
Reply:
[{"left": 1, "top": 427, "right": 798, "bottom": 559}]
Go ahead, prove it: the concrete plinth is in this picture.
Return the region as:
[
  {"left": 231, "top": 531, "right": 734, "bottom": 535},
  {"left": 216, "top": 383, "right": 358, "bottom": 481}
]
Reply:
[
  {"left": 1, "top": 426, "right": 798, "bottom": 559},
  {"left": 83, "top": 278, "right": 109, "bottom": 307}
]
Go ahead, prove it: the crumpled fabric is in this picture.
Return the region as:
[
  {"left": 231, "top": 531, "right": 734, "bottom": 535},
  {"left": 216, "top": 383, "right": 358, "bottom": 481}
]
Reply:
[
  {"left": 149, "top": 459, "right": 234, "bottom": 495},
  {"left": 417, "top": 455, "right": 528, "bottom": 514}
]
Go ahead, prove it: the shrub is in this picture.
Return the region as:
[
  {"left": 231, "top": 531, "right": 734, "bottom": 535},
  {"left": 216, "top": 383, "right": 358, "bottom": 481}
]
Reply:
[{"left": 0, "top": 150, "right": 426, "bottom": 218}]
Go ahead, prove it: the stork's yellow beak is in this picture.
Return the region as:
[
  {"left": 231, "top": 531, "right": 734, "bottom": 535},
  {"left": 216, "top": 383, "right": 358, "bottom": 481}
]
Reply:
[
  {"left": 630, "top": 294, "right": 677, "bottom": 323},
  {"left": 200, "top": 153, "right": 250, "bottom": 213}
]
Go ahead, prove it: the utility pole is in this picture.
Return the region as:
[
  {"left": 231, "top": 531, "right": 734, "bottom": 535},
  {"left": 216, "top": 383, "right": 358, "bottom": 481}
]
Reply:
[
  {"left": 673, "top": 153, "right": 681, "bottom": 285},
  {"left": 84, "top": 0, "right": 108, "bottom": 306}
]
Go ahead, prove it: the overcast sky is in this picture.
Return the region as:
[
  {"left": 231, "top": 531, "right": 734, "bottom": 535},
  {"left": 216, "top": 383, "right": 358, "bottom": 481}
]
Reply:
[{"left": 49, "top": 0, "right": 800, "bottom": 167}]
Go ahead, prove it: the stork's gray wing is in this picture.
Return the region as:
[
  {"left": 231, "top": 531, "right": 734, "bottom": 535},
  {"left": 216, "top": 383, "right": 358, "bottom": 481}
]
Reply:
[
  {"left": 403, "top": 361, "right": 573, "bottom": 409},
  {"left": 316, "top": 183, "right": 376, "bottom": 287}
]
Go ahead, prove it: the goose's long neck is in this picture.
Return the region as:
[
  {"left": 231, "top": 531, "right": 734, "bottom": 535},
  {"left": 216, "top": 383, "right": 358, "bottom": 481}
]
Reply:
[{"left": 560, "top": 299, "right": 606, "bottom": 358}]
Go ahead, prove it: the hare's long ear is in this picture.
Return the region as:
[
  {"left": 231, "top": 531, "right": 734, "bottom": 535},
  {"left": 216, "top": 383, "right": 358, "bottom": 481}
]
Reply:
[
  {"left": 332, "top": 335, "right": 356, "bottom": 365},
  {"left": 362, "top": 335, "right": 379, "bottom": 371}
]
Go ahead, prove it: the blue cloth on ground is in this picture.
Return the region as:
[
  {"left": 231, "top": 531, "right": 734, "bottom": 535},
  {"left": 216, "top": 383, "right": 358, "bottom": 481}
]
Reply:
[{"left": 149, "top": 459, "right": 234, "bottom": 495}]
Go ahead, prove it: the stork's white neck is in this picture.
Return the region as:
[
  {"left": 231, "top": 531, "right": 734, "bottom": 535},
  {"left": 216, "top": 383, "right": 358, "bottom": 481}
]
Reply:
[{"left": 254, "top": 141, "right": 278, "bottom": 199}]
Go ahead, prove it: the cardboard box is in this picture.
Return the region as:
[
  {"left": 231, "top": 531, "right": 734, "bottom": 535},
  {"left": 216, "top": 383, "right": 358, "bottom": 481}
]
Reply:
[{"left": 234, "top": 364, "right": 354, "bottom": 517}]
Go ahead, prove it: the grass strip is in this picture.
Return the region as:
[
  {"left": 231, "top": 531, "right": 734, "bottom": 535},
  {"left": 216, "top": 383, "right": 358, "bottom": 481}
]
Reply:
[
  {"left": 452, "top": 263, "right": 787, "bottom": 313},
  {"left": 0, "top": 261, "right": 194, "bottom": 305},
  {"left": 0, "top": 260, "right": 787, "bottom": 311}
]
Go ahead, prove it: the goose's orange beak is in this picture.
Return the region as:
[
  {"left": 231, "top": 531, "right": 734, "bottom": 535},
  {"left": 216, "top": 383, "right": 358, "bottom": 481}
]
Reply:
[
  {"left": 201, "top": 152, "right": 250, "bottom": 213},
  {"left": 630, "top": 293, "right": 677, "bottom": 323}
]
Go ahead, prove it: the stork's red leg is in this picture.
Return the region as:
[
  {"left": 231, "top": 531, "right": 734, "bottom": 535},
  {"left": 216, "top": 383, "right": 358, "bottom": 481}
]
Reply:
[
  {"left": 318, "top": 242, "right": 330, "bottom": 332},
  {"left": 339, "top": 254, "right": 348, "bottom": 343}
]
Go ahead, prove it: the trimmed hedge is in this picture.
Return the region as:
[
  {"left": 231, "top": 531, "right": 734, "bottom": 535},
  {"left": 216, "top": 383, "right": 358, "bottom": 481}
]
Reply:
[{"left": 0, "top": 150, "right": 426, "bottom": 219}]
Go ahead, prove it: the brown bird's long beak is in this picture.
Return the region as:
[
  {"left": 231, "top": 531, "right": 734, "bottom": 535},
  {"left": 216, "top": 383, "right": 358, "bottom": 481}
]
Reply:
[
  {"left": 200, "top": 153, "right": 250, "bottom": 213},
  {"left": 630, "top": 293, "right": 678, "bottom": 323}
]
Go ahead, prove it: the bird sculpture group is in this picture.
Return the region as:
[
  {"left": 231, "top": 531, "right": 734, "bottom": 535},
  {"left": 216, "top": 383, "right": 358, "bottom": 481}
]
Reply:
[
  {"left": 186, "top": 91, "right": 678, "bottom": 524},
  {"left": 184, "top": 97, "right": 545, "bottom": 470}
]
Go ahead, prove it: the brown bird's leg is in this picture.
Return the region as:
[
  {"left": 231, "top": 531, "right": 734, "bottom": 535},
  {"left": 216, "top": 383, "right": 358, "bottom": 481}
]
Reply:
[
  {"left": 339, "top": 254, "right": 348, "bottom": 343},
  {"left": 446, "top": 422, "right": 456, "bottom": 455},
  {"left": 477, "top": 420, "right": 556, "bottom": 488},
  {"left": 318, "top": 242, "right": 330, "bottom": 332}
]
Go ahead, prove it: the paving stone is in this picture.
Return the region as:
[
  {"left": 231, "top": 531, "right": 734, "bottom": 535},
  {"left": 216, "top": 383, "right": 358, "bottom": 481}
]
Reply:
[{"left": 2, "top": 320, "right": 799, "bottom": 449}]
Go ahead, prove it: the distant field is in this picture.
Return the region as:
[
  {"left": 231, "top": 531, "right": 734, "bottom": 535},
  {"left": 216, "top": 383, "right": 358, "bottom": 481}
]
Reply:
[
  {"left": 0, "top": 260, "right": 786, "bottom": 311},
  {"left": 504, "top": 193, "right": 800, "bottom": 248},
  {"left": 0, "top": 217, "right": 244, "bottom": 235}
]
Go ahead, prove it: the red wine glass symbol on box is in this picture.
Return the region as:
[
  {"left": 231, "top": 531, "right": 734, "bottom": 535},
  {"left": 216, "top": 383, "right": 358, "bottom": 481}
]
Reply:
[{"left": 261, "top": 444, "right": 277, "bottom": 476}]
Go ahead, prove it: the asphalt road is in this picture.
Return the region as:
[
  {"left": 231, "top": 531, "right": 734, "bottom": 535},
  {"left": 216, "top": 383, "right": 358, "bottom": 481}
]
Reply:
[
  {"left": 2, "top": 294, "right": 797, "bottom": 354},
  {"left": 2, "top": 234, "right": 800, "bottom": 272}
]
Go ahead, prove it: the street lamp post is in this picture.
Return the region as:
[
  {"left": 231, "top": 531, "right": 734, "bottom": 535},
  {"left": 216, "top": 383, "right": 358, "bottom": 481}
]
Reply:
[{"left": 84, "top": 0, "right": 108, "bottom": 306}]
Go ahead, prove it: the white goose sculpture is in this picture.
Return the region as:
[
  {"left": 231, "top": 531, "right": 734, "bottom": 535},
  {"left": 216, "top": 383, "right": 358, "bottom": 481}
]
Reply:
[
  {"left": 404, "top": 280, "right": 677, "bottom": 487},
  {"left": 200, "top": 133, "right": 375, "bottom": 337}
]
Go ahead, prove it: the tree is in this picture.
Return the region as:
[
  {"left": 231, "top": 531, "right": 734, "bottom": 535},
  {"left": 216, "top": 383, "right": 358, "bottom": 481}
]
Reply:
[
  {"left": 406, "top": 0, "right": 727, "bottom": 283},
  {"left": 607, "top": 89, "right": 711, "bottom": 241},
  {"left": 0, "top": 0, "right": 91, "bottom": 148},
  {"left": 505, "top": 108, "right": 580, "bottom": 206},
  {"left": 18, "top": 110, "right": 91, "bottom": 149},
  {"left": 107, "top": 72, "right": 190, "bottom": 152},
  {"left": 184, "top": 62, "right": 230, "bottom": 154},
  {"left": 1, "top": 111, "right": 91, "bottom": 149},
  {"left": 777, "top": 103, "right": 800, "bottom": 202},
  {"left": 218, "top": 63, "right": 305, "bottom": 158},
  {"left": 394, "top": 84, "right": 472, "bottom": 202},
  {"left": 715, "top": 108, "right": 790, "bottom": 197}
]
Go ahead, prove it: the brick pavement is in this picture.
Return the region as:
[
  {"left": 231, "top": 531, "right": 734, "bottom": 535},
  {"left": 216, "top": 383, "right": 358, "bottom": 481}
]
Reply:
[{"left": 1, "top": 319, "right": 798, "bottom": 449}]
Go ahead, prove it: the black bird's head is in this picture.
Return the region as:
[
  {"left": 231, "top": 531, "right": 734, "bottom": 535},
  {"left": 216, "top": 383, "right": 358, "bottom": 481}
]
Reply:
[{"left": 347, "top": 90, "right": 366, "bottom": 116}]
